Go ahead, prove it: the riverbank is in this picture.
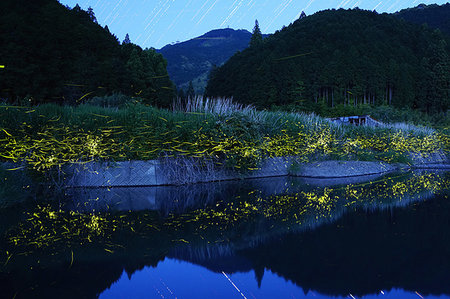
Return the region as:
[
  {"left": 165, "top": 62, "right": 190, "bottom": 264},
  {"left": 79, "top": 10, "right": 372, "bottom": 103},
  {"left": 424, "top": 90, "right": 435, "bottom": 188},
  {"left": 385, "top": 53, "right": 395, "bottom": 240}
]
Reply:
[
  {"left": 64, "top": 151, "right": 448, "bottom": 187},
  {"left": 0, "top": 100, "right": 448, "bottom": 199},
  {"left": 1, "top": 101, "right": 447, "bottom": 173}
]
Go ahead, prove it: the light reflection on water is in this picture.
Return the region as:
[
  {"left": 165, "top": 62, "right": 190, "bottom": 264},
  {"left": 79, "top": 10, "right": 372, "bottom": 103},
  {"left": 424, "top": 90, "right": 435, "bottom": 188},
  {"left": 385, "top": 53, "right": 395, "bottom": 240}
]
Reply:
[
  {"left": 0, "top": 170, "right": 449, "bottom": 298},
  {"left": 100, "top": 258, "right": 449, "bottom": 299}
]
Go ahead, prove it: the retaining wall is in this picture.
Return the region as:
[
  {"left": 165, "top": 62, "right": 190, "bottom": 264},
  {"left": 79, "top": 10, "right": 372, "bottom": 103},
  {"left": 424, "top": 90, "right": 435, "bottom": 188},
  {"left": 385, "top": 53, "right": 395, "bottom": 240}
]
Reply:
[
  {"left": 65, "top": 158, "right": 402, "bottom": 188},
  {"left": 65, "top": 157, "right": 294, "bottom": 187}
]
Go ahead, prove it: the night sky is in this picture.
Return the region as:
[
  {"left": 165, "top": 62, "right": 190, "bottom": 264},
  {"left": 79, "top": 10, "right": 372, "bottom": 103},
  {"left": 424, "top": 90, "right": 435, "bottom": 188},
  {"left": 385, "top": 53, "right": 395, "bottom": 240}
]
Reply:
[{"left": 59, "top": 0, "right": 448, "bottom": 49}]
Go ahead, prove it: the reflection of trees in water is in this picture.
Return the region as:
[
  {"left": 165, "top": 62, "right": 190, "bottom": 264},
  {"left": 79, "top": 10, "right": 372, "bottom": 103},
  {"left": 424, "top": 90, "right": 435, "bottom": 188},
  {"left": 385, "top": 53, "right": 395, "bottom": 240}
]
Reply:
[
  {"left": 66, "top": 176, "right": 293, "bottom": 215},
  {"left": 5, "top": 172, "right": 447, "bottom": 255},
  {"left": 162, "top": 171, "right": 445, "bottom": 255},
  {"left": 1, "top": 171, "right": 448, "bottom": 298},
  {"left": 0, "top": 250, "right": 167, "bottom": 299},
  {"left": 65, "top": 170, "right": 401, "bottom": 216},
  {"left": 198, "top": 171, "right": 447, "bottom": 250},
  {"left": 239, "top": 191, "right": 450, "bottom": 297}
]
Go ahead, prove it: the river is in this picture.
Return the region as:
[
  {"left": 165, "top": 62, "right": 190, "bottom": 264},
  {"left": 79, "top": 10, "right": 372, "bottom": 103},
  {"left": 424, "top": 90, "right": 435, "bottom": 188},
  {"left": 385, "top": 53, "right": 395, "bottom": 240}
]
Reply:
[{"left": 0, "top": 170, "right": 449, "bottom": 298}]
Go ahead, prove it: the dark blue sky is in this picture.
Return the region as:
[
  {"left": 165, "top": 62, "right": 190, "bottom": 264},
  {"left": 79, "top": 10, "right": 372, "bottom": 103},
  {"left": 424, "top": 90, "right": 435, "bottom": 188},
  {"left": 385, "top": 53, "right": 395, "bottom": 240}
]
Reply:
[{"left": 60, "top": 0, "right": 448, "bottom": 49}]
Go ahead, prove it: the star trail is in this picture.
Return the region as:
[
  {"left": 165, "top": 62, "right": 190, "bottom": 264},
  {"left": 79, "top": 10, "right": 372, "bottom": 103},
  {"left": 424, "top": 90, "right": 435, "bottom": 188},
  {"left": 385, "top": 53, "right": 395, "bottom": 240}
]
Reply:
[{"left": 59, "top": 0, "right": 447, "bottom": 49}]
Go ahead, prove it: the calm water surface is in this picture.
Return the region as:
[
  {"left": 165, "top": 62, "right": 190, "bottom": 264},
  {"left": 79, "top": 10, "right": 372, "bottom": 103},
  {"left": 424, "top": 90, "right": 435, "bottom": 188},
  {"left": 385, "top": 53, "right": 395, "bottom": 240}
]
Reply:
[{"left": 0, "top": 170, "right": 449, "bottom": 298}]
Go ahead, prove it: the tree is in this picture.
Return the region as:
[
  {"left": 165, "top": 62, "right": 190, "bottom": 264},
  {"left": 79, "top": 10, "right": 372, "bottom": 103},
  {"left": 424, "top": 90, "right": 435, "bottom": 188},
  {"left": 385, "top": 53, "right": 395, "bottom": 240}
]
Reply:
[
  {"left": 126, "top": 48, "right": 145, "bottom": 97},
  {"left": 0, "top": 0, "right": 176, "bottom": 105},
  {"left": 87, "top": 6, "right": 97, "bottom": 23},
  {"left": 73, "top": 4, "right": 81, "bottom": 12},
  {"left": 299, "top": 11, "right": 307, "bottom": 19},
  {"left": 250, "top": 20, "right": 263, "bottom": 47},
  {"left": 206, "top": 9, "right": 450, "bottom": 113},
  {"left": 123, "top": 33, "right": 131, "bottom": 45},
  {"left": 177, "top": 88, "right": 185, "bottom": 99},
  {"left": 186, "top": 81, "right": 195, "bottom": 99},
  {"left": 289, "top": 80, "right": 307, "bottom": 110}
]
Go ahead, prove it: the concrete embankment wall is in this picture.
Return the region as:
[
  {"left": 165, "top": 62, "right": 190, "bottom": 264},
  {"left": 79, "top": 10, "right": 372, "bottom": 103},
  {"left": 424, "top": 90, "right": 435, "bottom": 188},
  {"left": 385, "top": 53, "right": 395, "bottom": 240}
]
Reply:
[
  {"left": 408, "top": 151, "right": 449, "bottom": 168},
  {"left": 65, "top": 157, "right": 293, "bottom": 187},
  {"left": 2, "top": 150, "right": 447, "bottom": 189},
  {"left": 65, "top": 158, "right": 401, "bottom": 188}
]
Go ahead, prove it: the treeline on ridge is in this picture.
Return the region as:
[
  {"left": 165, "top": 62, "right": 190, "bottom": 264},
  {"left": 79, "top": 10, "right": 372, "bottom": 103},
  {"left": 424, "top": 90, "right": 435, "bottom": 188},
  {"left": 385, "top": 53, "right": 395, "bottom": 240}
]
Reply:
[
  {"left": 206, "top": 9, "right": 450, "bottom": 114},
  {"left": 0, "top": 0, "right": 175, "bottom": 106},
  {"left": 395, "top": 2, "right": 450, "bottom": 36}
]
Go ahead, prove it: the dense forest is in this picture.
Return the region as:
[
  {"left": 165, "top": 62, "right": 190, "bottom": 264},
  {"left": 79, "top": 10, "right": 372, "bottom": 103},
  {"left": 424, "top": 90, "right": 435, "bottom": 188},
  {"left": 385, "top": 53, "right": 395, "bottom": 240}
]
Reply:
[
  {"left": 1, "top": 1, "right": 449, "bottom": 115},
  {"left": 395, "top": 3, "right": 450, "bottom": 36},
  {"left": 0, "top": 0, "right": 175, "bottom": 106},
  {"left": 206, "top": 9, "right": 450, "bottom": 114}
]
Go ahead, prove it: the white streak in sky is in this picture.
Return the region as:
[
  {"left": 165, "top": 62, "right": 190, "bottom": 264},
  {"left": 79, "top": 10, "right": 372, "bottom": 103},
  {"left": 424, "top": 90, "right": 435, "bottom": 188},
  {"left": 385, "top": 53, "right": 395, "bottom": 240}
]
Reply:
[
  {"left": 228, "top": 0, "right": 239, "bottom": 10},
  {"left": 235, "top": 0, "right": 257, "bottom": 25},
  {"left": 372, "top": 1, "right": 382, "bottom": 11},
  {"left": 387, "top": 0, "right": 401, "bottom": 12},
  {"left": 142, "top": 0, "right": 173, "bottom": 46},
  {"left": 142, "top": 29, "right": 156, "bottom": 45},
  {"left": 168, "top": 0, "right": 193, "bottom": 31},
  {"left": 220, "top": 0, "right": 245, "bottom": 27},
  {"left": 351, "top": 1, "right": 360, "bottom": 9},
  {"left": 112, "top": 0, "right": 124, "bottom": 13},
  {"left": 302, "top": 0, "right": 315, "bottom": 12},
  {"left": 247, "top": 0, "right": 256, "bottom": 8},
  {"left": 136, "top": 33, "right": 143, "bottom": 43},
  {"left": 143, "top": 0, "right": 163, "bottom": 25},
  {"left": 337, "top": 0, "right": 352, "bottom": 9},
  {"left": 104, "top": 0, "right": 123, "bottom": 23},
  {"left": 191, "top": 0, "right": 211, "bottom": 21},
  {"left": 109, "top": 10, "right": 122, "bottom": 26},
  {"left": 265, "top": 0, "right": 294, "bottom": 32},
  {"left": 292, "top": 0, "right": 314, "bottom": 22},
  {"left": 98, "top": 1, "right": 110, "bottom": 19},
  {"left": 144, "top": 0, "right": 168, "bottom": 30},
  {"left": 249, "top": 0, "right": 269, "bottom": 27},
  {"left": 196, "top": 0, "right": 219, "bottom": 26}
]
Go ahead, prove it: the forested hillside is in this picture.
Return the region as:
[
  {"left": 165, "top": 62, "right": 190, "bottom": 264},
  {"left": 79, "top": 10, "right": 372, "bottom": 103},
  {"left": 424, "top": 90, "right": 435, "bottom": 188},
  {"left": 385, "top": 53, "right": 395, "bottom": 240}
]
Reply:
[
  {"left": 206, "top": 9, "right": 450, "bottom": 114},
  {"left": 395, "top": 3, "right": 450, "bottom": 36},
  {"left": 0, "top": 0, "right": 174, "bottom": 106},
  {"left": 157, "top": 28, "right": 267, "bottom": 94}
]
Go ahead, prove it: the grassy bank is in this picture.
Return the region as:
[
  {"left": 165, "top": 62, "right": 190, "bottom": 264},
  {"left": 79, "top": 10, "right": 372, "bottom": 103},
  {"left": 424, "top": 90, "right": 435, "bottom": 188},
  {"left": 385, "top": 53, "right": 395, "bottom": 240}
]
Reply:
[
  {"left": 274, "top": 102, "right": 450, "bottom": 130},
  {"left": 0, "top": 98, "right": 447, "bottom": 175}
]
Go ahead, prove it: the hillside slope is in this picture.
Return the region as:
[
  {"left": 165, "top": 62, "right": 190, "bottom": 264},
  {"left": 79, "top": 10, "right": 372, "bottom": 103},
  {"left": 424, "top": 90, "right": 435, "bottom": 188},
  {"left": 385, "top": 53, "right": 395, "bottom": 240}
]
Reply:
[
  {"left": 0, "top": 0, "right": 174, "bottom": 106},
  {"left": 205, "top": 9, "right": 450, "bottom": 114},
  {"left": 394, "top": 3, "right": 450, "bottom": 36},
  {"left": 158, "top": 29, "right": 261, "bottom": 94}
]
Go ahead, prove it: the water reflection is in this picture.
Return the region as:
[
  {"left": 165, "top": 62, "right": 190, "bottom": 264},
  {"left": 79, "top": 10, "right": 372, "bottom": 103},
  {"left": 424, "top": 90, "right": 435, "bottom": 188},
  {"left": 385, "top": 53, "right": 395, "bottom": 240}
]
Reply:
[
  {"left": 65, "top": 172, "right": 387, "bottom": 214},
  {"left": 100, "top": 259, "right": 447, "bottom": 299},
  {"left": 0, "top": 170, "right": 448, "bottom": 298}
]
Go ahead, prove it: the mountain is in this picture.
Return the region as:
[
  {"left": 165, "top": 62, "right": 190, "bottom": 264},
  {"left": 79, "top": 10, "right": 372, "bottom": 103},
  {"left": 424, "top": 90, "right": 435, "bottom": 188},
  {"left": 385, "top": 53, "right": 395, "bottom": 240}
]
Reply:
[
  {"left": 205, "top": 9, "right": 450, "bottom": 114},
  {"left": 394, "top": 3, "right": 450, "bottom": 36},
  {"left": 0, "top": 0, "right": 174, "bottom": 106},
  {"left": 158, "top": 28, "right": 266, "bottom": 94}
]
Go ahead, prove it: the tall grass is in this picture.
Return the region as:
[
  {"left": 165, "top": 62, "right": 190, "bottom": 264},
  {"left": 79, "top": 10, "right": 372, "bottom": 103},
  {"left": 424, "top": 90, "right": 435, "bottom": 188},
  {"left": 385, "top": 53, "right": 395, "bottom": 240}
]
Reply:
[{"left": 0, "top": 98, "right": 446, "bottom": 175}]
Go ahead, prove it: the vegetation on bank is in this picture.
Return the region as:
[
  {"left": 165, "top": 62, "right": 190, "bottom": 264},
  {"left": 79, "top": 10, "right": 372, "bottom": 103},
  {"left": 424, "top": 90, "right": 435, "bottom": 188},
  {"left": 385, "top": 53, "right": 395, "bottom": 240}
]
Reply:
[
  {"left": 0, "top": 98, "right": 447, "bottom": 178},
  {"left": 272, "top": 102, "right": 450, "bottom": 130}
]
